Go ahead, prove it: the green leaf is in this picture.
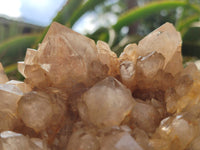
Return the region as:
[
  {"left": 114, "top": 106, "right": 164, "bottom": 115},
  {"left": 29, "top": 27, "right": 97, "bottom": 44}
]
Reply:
[
  {"left": 112, "top": 1, "right": 189, "bottom": 31},
  {"left": 4, "top": 63, "right": 17, "bottom": 73},
  {"left": 68, "top": 0, "right": 107, "bottom": 27},
  {"left": 86, "top": 27, "right": 109, "bottom": 42},
  {"left": 53, "top": 0, "right": 83, "bottom": 25},
  {"left": 177, "top": 14, "right": 200, "bottom": 35},
  {"left": 182, "top": 26, "right": 200, "bottom": 57},
  {"left": 0, "top": 34, "right": 39, "bottom": 66},
  {"left": 4, "top": 63, "right": 24, "bottom": 80}
]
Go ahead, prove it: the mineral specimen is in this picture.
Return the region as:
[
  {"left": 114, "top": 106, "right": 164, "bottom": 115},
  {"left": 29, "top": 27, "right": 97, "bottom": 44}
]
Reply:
[{"left": 0, "top": 22, "right": 199, "bottom": 150}]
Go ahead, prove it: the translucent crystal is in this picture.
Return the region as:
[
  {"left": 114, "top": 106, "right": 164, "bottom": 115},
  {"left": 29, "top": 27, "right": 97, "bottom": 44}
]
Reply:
[
  {"left": 120, "top": 61, "right": 136, "bottom": 91},
  {"left": 138, "top": 22, "right": 183, "bottom": 76},
  {"left": 132, "top": 128, "right": 150, "bottom": 150},
  {"left": 6, "top": 80, "right": 32, "bottom": 93},
  {"left": 0, "top": 131, "right": 47, "bottom": 150},
  {"left": 150, "top": 98, "right": 167, "bottom": 119},
  {"left": 78, "top": 77, "right": 135, "bottom": 128},
  {"left": 0, "top": 111, "right": 19, "bottom": 131},
  {"left": 189, "top": 136, "right": 200, "bottom": 150},
  {"left": 0, "top": 84, "right": 23, "bottom": 115},
  {"left": 66, "top": 127, "right": 99, "bottom": 150},
  {"left": 119, "top": 44, "right": 138, "bottom": 91},
  {"left": 30, "top": 138, "right": 49, "bottom": 150},
  {"left": 152, "top": 112, "right": 198, "bottom": 150},
  {"left": 136, "top": 51, "right": 165, "bottom": 77},
  {"left": 23, "top": 64, "right": 50, "bottom": 88},
  {"left": 119, "top": 44, "right": 139, "bottom": 62},
  {"left": 21, "top": 22, "right": 108, "bottom": 90},
  {"left": 97, "top": 40, "right": 119, "bottom": 77},
  {"left": 18, "top": 61, "right": 26, "bottom": 77},
  {"left": 18, "top": 91, "right": 54, "bottom": 132},
  {"left": 130, "top": 101, "right": 161, "bottom": 133},
  {"left": 100, "top": 131, "right": 143, "bottom": 150},
  {"left": 175, "top": 64, "right": 200, "bottom": 113},
  {"left": 24, "top": 48, "right": 38, "bottom": 65}
]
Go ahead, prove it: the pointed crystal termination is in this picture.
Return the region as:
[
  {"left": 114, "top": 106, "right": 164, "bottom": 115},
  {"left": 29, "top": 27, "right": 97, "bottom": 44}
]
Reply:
[
  {"left": 17, "top": 90, "right": 66, "bottom": 134},
  {"left": 119, "top": 44, "right": 139, "bottom": 91},
  {"left": 97, "top": 40, "right": 120, "bottom": 77},
  {"left": 0, "top": 63, "right": 8, "bottom": 84},
  {"left": 18, "top": 48, "right": 38, "bottom": 78},
  {"left": 20, "top": 22, "right": 108, "bottom": 90},
  {"left": 134, "top": 51, "right": 174, "bottom": 93},
  {"left": 138, "top": 22, "right": 183, "bottom": 76},
  {"left": 18, "top": 91, "right": 54, "bottom": 132},
  {"left": 78, "top": 76, "right": 135, "bottom": 128}
]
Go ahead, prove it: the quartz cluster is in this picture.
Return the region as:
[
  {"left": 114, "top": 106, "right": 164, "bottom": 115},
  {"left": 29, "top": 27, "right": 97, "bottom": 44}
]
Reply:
[{"left": 0, "top": 22, "right": 199, "bottom": 150}]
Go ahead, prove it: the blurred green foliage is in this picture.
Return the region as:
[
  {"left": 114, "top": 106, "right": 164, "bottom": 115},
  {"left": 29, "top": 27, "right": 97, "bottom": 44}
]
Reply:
[{"left": 0, "top": 0, "right": 200, "bottom": 79}]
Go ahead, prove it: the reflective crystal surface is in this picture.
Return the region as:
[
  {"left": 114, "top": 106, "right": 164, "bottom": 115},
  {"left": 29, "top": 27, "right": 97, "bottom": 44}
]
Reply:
[{"left": 78, "top": 77, "right": 134, "bottom": 128}]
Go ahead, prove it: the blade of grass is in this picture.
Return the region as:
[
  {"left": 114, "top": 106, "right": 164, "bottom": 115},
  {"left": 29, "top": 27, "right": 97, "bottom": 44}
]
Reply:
[
  {"left": 0, "top": 34, "right": 39, "bottom": 66},
  {"left": 53, "top": 0, "right": 83, "bottom": 24},
  {"left": 112, "top": 1, "right": 188, "bottom": 31},
  {"left": 68, "top": 0, "right": 107, "bottom": 27},
  {"left": 177, "top": 14, "right": 200, "bottom": 36},
  {"left": 4, "top": 63, "right": 17, "bottom": 73}
]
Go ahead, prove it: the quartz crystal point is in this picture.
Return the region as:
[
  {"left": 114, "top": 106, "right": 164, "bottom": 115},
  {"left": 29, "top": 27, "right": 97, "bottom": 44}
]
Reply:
[
  {"left": 119, "top": 23, "right": 180, "bottom": 95},
  {"left": 132, "top": 51, "right": 174, "bottom": 100},
  {"left": 119, "top": 44, "right": 138, "bottom": 91},
  {"left": 136, "top": 51, "right": 165, "bottom": 78},
  {"left": 0, "top": 131, "right": 48, "bottom": 150},
  {"left": 18, "top": 91, "right": 66, "bottom": 132},
  {"left": 20, "top": 22, "right": 108, "bottom": 90},
  {"left": 97, "top": 40, "right": 119, "bottom": 77},
  {"left": 78, "top": 76, "right": 135, "bottom": 128},
  {"left": 18, "top": 91, "right": 53, "bottom": 132},
  {"left": 138, "top": 22, "right": 183, "bottom": 76}
]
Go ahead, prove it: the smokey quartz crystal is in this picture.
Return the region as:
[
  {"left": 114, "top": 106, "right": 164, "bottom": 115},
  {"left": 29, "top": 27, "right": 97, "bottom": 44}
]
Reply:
[{"left": 0, "top": 22, "right": 199, "bottom": 150}]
